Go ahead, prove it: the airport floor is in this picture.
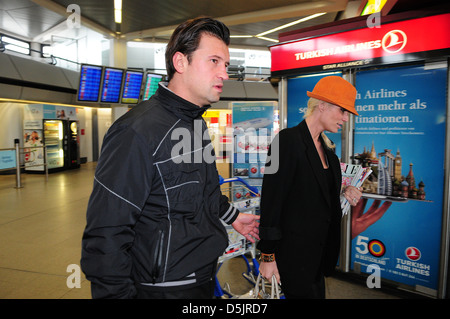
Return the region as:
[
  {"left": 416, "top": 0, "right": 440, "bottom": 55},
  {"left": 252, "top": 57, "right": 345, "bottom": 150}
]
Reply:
[{"left": 0, "top": 162, "right": 423, "bottom": 299}]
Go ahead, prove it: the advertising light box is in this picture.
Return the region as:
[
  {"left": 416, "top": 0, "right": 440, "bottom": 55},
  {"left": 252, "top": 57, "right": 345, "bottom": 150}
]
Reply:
[
  {"left": 350, "top": 64, "right": 447, "bottom": 297},
  {"left": 271, "top": 13, "right": 450, "bottom": 75}
]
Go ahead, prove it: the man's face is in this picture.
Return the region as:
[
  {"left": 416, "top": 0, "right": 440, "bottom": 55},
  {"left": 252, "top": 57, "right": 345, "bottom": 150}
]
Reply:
[{"left": 182, "top": 33, "right": 230, "bottom": 107}]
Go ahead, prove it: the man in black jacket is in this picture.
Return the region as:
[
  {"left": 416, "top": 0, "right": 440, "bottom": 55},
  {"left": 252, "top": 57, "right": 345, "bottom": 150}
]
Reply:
[{"left": 81, "top": 17, "right": 260, "bottom": 299}]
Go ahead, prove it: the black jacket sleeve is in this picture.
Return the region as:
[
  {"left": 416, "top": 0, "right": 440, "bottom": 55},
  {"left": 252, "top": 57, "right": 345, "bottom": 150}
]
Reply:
[
  {"left": 257, "top": 129, "right": 298, "bottom": 254},
  {"left": 219, "top": 193, "right": 239, "bottom": 224},
  {"left": 81, "top": 124, "right": 152, "bottom": 299}
]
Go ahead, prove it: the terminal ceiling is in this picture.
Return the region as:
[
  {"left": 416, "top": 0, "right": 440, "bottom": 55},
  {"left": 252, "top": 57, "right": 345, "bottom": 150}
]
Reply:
[{"left": 0, "top": 0, "right": 354, "bottom": 49}]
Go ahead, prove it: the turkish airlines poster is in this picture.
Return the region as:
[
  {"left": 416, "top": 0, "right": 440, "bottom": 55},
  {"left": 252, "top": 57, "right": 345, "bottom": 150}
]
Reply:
[{"left": 350, "top": 64, "right": 447, "bottom": 296}]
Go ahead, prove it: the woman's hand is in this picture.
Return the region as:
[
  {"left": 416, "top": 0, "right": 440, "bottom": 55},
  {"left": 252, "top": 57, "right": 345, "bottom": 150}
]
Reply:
[
  {"left": 343, "top": 186, "right": 363, "bottom": 206},
  {"left": 258, "top": 260, "right": 281, "bottom": 284}
]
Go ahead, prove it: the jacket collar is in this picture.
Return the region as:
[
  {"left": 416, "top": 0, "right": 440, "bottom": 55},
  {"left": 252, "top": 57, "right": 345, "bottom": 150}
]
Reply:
[{"left": 154, "top": 82, "right": 211, "bottom": 121}]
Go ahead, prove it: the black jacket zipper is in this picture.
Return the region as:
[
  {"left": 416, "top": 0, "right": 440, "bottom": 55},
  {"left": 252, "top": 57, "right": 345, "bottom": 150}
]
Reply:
[{"left": 151, "top": 230, "right": 165, "bottom": 284}]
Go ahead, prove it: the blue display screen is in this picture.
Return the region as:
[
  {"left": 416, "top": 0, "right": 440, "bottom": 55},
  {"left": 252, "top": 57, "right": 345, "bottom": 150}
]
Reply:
[
  {"left": 121, "top": 70, "right": 144, "bottom": 104},
  {"left": 77, "top": 65, "right": 102, "bottom": 102},
  {"left": 100, "top": 67, "right": 124, "bottom": 103}
]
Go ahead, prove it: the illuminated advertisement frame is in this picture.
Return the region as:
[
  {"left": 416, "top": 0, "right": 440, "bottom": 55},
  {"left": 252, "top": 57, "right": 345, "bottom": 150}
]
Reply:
[{"left": 270, "top": 13, "right": 450, "bottom": 76}]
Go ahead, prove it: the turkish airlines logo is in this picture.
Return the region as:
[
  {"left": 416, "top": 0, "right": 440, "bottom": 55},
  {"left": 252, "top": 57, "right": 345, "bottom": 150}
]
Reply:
[
  {"left": 405, "top": 247, "right": 421, "bottom": 261},
  {"left": 382, "top": 30, "right": 407, "bottom": 53}
]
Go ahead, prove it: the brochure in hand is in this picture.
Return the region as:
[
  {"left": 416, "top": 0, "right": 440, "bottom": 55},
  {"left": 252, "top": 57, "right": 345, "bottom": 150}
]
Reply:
[{"left": 340, "top": 163, "right": 372, "bottom": 216}]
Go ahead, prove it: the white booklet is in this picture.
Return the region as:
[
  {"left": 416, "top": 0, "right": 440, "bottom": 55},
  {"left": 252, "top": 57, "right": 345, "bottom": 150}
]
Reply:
[{"left": 340, "top": 163, "right": 372, "bottom": 216}]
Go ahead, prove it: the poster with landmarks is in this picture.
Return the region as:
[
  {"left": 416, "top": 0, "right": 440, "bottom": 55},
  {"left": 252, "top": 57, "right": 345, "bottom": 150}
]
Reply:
[{"left": 350, "top": 64, "right": 447, "bottom": 297}]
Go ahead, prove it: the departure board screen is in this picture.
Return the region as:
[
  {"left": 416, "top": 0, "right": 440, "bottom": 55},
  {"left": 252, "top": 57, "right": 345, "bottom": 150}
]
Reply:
[
  {"left": 77, "top": 64, "right": 103, "bottom": 102},
  {"left": 143, "top": 73, "right": 163, "bottom": 100},
  {"left": 121, "top": 70, "right": 144, "bottom": 104},
  {"left": 100, "top": 67, "right": 124, "bottom": 103}
]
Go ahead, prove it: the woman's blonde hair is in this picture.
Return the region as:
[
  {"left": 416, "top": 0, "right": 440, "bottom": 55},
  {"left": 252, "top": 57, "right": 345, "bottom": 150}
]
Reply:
[{"left": 303, "top": 97, "right": 336, "bottom": 150}]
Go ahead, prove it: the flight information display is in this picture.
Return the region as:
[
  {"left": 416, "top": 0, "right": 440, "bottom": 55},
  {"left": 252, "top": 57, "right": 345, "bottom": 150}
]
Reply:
[
  {"left": 143, "top": 73, "right": 163, "bottom": 100},
  {"left": 100, "top": 67, "right": 124, "bottom": 103},
  {"left": 121, "top": 70, "right": 144, "bottom": 104},
  {"left": 77, "top": 64, "right": 103, "bottom": 102}
]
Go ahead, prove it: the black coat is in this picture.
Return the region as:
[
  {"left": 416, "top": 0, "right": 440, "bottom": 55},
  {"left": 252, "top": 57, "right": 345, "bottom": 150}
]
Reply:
[
  {"left": 257, "top": 120, "right": 342, "bottom": 296},
  {"left": 81, "top": 84, "right": 239, "bottom": 298}
]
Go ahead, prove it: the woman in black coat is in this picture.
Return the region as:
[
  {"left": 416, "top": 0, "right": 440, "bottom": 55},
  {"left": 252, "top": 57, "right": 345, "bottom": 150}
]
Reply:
[{"left": 257, "top": 76, "right": 362, "bottom": 299}]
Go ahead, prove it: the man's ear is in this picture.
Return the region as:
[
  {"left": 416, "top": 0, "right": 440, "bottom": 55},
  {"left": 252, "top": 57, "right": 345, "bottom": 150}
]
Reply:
[{"left": 172, "top": 52, "right": 187, "bottom": 74}]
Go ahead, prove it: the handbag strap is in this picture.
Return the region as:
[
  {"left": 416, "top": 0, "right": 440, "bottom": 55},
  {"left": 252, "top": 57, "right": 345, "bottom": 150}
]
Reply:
[
  {"left": 254, "top": 274, "right": 280, "bottom": 299},
  {"left": 271, "top": 275, "right": 280, "bottom": 299},
  {"left": 254, "top": 273, "right": 265, "bottom": 298}
]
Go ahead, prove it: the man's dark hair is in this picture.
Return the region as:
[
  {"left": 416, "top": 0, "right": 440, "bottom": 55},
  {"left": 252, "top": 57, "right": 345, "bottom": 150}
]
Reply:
[{"left": 165, "top": 17, "right": 230, "bottom": 81}]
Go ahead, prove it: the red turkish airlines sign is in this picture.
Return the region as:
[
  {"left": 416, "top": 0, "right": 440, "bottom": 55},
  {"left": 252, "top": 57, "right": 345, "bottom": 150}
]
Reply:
[{"left": 270, "top": 13, "right": 450, "bottom": 73}]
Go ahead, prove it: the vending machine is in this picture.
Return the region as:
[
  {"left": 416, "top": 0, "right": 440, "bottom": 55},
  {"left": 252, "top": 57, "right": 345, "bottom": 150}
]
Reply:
[
  {"left": 43, "top": 120, "right": 65, "bottom": 171},
  {"left": 24, "top": 104, "right": 80, "bottom": 173},
  {"left": 67, "top": 120, "right": 80, "bottom": 169},
  {"left": 25, "top": 119, "right": 80, "bottom": 173}
]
